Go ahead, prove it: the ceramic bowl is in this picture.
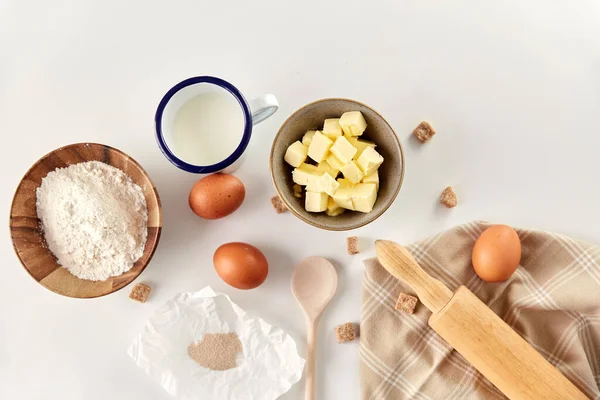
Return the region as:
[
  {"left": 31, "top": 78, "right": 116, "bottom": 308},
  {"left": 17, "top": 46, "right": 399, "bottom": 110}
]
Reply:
[
  {"left": 9, "top": 143, "right": 162, "bottom": 299},
  {"left": 270, "top": 98, "right": 404, "bottom": 231}
]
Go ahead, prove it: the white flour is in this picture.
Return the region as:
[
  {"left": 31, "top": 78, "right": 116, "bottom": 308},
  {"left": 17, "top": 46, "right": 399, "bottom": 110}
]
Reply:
[{"left": 36, "top": 161, "right": 148, "bottom": 281}]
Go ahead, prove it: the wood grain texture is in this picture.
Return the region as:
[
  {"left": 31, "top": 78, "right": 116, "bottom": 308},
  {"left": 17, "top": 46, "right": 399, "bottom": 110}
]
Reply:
[
  {"left": 9, "top": 143, "right": 162, "bottom": 299},
  {"left": 375, "top": 240, "right": 453, "bottom": 313},
  {"left": 429, "top": 287, "right": 589, "bottom": 400},
  {"left": 291, "top": 257, "right": 338, "bottom": 400},
  {"left": 375, "top": 240, "right": 589, "bottom": 400}
]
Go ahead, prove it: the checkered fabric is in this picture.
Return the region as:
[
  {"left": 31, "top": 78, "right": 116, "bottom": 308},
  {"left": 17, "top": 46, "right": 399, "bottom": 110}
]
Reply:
[{"left": 361, "top": 222, "right": 600, "bottom": 400}]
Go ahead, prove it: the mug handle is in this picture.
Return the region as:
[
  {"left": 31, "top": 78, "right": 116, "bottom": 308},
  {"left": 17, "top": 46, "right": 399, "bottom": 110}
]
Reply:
[{"left": 249, "top": 94, "right": 279, "bottom": 125}]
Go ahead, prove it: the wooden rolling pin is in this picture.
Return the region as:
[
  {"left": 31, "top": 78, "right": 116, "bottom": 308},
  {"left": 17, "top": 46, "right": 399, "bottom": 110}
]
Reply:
[{"left": 375, "top": 240, "right": 589, "bottom": 400}]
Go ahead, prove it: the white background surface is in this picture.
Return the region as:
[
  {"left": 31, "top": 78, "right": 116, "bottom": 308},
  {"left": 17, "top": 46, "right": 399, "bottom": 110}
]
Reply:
[{"left": 1, "top": 1, "right": 600, "bottom": 399}]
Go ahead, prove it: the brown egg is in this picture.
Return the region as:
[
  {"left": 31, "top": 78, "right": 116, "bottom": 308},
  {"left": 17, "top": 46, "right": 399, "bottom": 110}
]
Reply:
[
  {"left": 213, "top": 242, "right": 268, "bottom": 289},
  {"left": 189, "top": 174, "right": 245, "bottom": 219},
  {"left": 472, "top": 225, "right": 521, "bottom": 282}
]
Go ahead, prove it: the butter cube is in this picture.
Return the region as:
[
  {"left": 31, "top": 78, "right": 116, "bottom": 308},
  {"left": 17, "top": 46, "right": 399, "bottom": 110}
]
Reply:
[
  {"left": 321, "top": 173, "right": 340, "bottom": 196},
  {"left": 293, "top": 184, "right": 303, "bottom": 198},
  {"left": 333, "top": 188, "right": 355, "bottom": 210},
  {"left": 307, "top": 172, "right": 340, "bottom": 197},
  {"left": 292, "top": 163, "right": 322, "bottom": 186},
  {"left": 307, "top": 131, "right": 333, "bottom": 163},
  {"left": 326, "top": 196, "right": 345, "bottom": 216},
  {"left": 330, "top": 136, "right": 358, "bottom": 165},
  {"left": 356, "top": 147, "right": 384, "bottom": 176},
  {"left": 305, "top": 191, "right": 328, "bottom": 212},
  {"left": 297, "top": 163, "right": 318, "bottom": 172},
  {"left": 341, "top": 161, "right": 364, "bottom": 184},
  {"left": 302, "top": 130, "right": 316, "bottom": 147},
  {"left": 337, "top": 178, "right": 355, "bottom": 189},
  {"left": 284, "top": 141, "right": 308, "bottom": 168},
  {"left": 323, "top": 118, "right": 343, "bottom": 139},
  {"left": 316, "top": 161, "right": 339, "bottom": 179},
  {"left": 325, "top": 154, "right": 345, "bottom": 171},
  {"left": 362, "top": 170, "right": 379, "bottom": 190},
  {"left": 339, "top": 111, "right": 367, "bottom": 137},
  {"left": 347, "top": 137, "right": 376, "bottom": 160},
  {"left": 351, "top": 183, "right": 378, "bottom": 213}
]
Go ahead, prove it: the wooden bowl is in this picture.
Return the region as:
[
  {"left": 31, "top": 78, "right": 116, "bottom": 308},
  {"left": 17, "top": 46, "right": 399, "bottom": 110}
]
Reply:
[
  {"left": 9, "top": 143, "right": 162, "bottom": 299},
  {"left": 270, "top": 98, "right": 404, "bottom": 231}
]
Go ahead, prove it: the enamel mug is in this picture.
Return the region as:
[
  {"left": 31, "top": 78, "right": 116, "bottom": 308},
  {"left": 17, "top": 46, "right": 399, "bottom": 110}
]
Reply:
[{"left": 155, "top": 76, "right": 278, "bottom": 173}]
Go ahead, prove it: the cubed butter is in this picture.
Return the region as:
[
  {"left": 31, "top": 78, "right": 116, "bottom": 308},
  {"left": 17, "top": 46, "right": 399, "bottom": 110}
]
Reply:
[
  {"left": 347, "top": 137, "right": 376, "bottom": 160},
  {"left": 337, "top": 178, "right": 355, "bottom": 189},
  {"left": 351, "top": 183, "right": 378, "bottom": 213},
  {"left": 323, "top": 118, "right": 343, "bottom": 139},
  {"left": 297, "top": 163, "right": 318, "bottom": 172},
  {"left": 306, "top": 172, "right": 340, "bottom": 197},
  {"left": 316, "top": 161, "right": 339, "bottom": 179},
  {"left": 302, "top": 130, "right": 316, "bottom": 147},
  {"left": 305, "top": 191, "right": 328, "bottom": 212},
  {"left": 333, "top": 188, "right": 355, "bottom": 210},
  {"left": 339, "top": 111, "right": 367, "bottom": 137},
  {"left": 293, "top": 184, "right": 303, "bottom": 198},
  {"left": 307, "top": 131, "right": 333, "bottom": 163},
  {"left": 330, "top": 136, "right": 358, "bottom": 165},
  {"left": 292, "top": 163, "right": 321, "bottom": 186},
  {"left": 362, "top": 170, "right": 379, "bottom": 190},
  {"left": 285, "top": 113, "right": 382, "bottom": 216},
  {"left": 284, "top": 141, "right": 308, "bottom": 168},
  {"left": 326, "top": 196, "right": 345, "bottom": 216},
  {"left": 356, "top": 146, "right": 384, "bottom": 176},
  {"left": 325, "top": 154, "right": 345, "bottom": 171},
  {"left": 340, "top": 161, "right": 365, "bottom": 184}
]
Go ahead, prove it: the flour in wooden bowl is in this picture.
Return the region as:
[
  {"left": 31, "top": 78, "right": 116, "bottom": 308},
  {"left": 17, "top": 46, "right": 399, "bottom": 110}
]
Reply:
[{"left": 36, "top": 161, "right": 148, "bottom": 281}]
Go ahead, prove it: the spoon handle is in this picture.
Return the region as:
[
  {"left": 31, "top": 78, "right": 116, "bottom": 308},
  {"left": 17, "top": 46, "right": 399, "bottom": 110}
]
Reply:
[{"left": 305, "top": 318, "right": 317, "bottom": 400}]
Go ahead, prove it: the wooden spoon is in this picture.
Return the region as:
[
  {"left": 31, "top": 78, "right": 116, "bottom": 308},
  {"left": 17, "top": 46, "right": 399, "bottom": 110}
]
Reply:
[{"left": 291, "top": 257, "right": 338, "bottom": 400}]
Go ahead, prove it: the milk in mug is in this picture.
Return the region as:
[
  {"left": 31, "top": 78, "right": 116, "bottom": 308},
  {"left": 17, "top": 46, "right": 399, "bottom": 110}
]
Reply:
[
  {"left": 155, "top": 76, "right": 278, "bottom": 174},
  {"left": 171, "top": 90, "right": 245, "bottom": 166}
]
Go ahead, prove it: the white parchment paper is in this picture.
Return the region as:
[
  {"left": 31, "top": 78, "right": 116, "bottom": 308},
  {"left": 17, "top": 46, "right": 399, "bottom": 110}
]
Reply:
[{"left": 128, "top": 287, "right": 305, "bottom": 400}]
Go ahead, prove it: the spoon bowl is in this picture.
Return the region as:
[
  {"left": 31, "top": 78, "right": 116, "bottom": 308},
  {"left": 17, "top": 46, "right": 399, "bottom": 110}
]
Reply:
[
  {"left": 291, "top": 256, "right": 338, "bottom": 400},
  {"left": 292, "top": 256, "right": 338, "bottom": 321}
]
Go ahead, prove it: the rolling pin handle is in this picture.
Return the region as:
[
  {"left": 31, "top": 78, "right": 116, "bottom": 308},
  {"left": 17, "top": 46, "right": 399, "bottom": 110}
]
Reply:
[{"left": 375, "top": 240, "right": 454, "bottom": 313}]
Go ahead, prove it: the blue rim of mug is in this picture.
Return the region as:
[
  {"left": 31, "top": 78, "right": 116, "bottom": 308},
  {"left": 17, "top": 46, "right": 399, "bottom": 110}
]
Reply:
[{"left": 154, "top": 76, "right": 253, "bottom": 174}]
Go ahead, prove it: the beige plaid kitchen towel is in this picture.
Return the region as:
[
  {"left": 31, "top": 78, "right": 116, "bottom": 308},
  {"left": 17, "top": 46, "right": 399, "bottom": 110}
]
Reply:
[{"left": 361, "top": 222, "right": 600, "bottom": 400}]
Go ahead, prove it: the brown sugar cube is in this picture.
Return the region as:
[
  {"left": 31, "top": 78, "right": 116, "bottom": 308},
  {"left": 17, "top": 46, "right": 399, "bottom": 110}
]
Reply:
[
  {"left": 271, "top": 195, "right": 288, "bottom": 214},
  {"left": 440, "top": 186, "right": 458, "bottom": 208},
  {"left": 129, "top": 283, "right": 151, "bottom": 303},
  {"left": 347, "top": 236, "right": 360, "bottom": 255},
  {"left": 412, "top": 121, "right": 436, "bottom": 142},
  {"left": 395, "top": 292, "right": 418, "bottom": 314},
  {"left": 334, "top": 323, "right": 356, "bottom": 343}
]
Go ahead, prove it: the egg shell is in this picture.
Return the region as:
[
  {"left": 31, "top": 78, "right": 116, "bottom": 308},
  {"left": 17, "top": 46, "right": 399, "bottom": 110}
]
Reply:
[
  {"left": 472, "top": 225, "right": 521, "bottom": 282},
  {"left": 189, "top": 174, "right": 245, "bottom": 220},
  {"left": 213, "top": 242, "right": 268, "bottom": 290}
]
